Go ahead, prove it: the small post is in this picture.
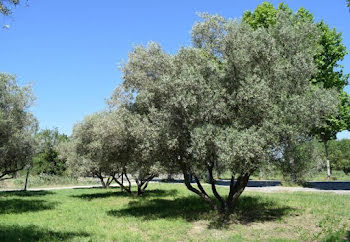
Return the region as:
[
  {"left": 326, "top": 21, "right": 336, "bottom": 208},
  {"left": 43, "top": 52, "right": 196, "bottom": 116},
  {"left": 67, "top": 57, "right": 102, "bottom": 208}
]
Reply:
[
  {"left": 24, "top": 164, "right": 31, "bottom": 191},
  {"left": 121, "top": 173, "right": 124, "bottom": 191}
]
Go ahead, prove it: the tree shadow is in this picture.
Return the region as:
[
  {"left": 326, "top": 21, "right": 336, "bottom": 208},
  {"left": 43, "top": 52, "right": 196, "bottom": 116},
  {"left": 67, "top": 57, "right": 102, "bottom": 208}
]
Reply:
[
  {"left": 0, "top": 225, "right": 89, "bottom": 242},
  {"left": 72, "top": 188, "right": 178, "bottom": 201},
  {"left": 0, "top": 190, "right": 54, "bottom": 197},
  {"left": 231, "top": 196, "right": 294, "bottom": 224},
  {"left": 0, "top": 199, "right": 56, "bottom": 214},
  {"left": 107, "top": 195, "right": 294, "bottom": 228}
]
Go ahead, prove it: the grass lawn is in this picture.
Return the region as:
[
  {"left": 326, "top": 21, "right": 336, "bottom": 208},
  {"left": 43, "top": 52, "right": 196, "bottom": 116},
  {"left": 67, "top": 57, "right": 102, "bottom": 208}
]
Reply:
[
  {"left": 0, "top": 175, "right": 100, "bottom": 190},
  {"left": 0, "top": 183, "right": 349, "bottom": 241}
]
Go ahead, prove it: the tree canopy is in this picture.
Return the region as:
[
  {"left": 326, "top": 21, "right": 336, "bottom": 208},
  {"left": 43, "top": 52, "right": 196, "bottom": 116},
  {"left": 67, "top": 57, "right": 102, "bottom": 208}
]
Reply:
[
  {"left": 0, "top": 73, "right": 37, "bottom": 181},
  {"left": 0, "top": 0, "right": 20, "bottom": 16},
  {"left": 118, "top": 11, "right": 338, "bottom": 214},
  {"left": 243, "top": 1, "right": 350, "bottom": 180},
  {"left": 32, "top": 128, "right": 69, "bottom": 176},
  {"left": 65, "top": 106, "right": 162, "bottom": 194}
]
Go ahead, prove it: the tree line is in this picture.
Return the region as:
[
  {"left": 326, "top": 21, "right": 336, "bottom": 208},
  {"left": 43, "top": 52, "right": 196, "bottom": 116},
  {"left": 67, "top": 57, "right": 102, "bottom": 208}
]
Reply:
[{"left": 1, "top": 2, "right": 350, "bottom": 216}]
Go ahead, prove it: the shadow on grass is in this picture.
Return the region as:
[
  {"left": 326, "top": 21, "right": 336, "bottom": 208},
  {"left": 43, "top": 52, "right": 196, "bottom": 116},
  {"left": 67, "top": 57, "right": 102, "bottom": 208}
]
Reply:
[
  {"left": 107, "top": 195, "right": 294, "bottom": 228},
  {"left": 226, "top": 196, "right": 294, "bottom": 225},
  {"left": 72, "top": 188, "right": 178, "bottom": 201},
  {"left": 0, "top": 190, "right": 54, "bottom": 197},
  {"left": 0, "top": 199, "right": 56, "bottom": 214},
  {"left": 0, "top": 225, "right": 89, "bottom": 242}
]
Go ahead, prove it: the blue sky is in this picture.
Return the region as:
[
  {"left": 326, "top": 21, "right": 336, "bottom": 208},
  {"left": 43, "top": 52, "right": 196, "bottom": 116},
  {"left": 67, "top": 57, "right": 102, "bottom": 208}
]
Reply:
[{"left": 0, "top": 0, "right": 349, "bottom": 138}]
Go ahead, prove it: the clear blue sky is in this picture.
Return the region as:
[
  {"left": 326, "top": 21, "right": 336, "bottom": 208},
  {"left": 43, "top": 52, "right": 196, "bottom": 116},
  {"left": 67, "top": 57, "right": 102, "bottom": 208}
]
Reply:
[{"left": 0, "top": 0, "right": 349, "bottom": 138}]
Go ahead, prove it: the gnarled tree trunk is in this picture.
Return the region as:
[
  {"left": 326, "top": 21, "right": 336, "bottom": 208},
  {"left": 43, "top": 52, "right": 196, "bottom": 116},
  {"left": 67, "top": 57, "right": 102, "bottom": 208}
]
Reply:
[
  {"left": 181, "top": 161, "right": 250, "bottom": 216},
  {"left": 135, "top": 174, "right": 157, "bottom": 196}
]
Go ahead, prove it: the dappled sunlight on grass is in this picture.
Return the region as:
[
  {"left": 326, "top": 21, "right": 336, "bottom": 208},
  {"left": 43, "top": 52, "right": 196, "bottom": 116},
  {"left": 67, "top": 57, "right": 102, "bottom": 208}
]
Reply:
[
  {"left": 0, "top": 190, "right": 54, "bottom": 198},
  {"left": 0, "top": 199, "right": 57, "bottom": 215},
  {"left": 72, "top": 188, "right": 178, "bottom": 201},
  {"left": 0, "top": 183, "right": 349, "bottom": 241},
  {"left": 0, "top": 225, "right": 89, "bottom": 242},
  {"left": 107, "top": 194, "right": 294, "bottom": 229}
]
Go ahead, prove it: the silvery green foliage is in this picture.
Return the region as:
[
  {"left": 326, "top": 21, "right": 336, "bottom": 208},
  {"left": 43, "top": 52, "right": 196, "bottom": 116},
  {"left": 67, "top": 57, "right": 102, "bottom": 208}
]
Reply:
[
  {"left": 70, "top": 101, "right": 162, "bottom": 193},
  {"left": 107, "top": 89, "right": 165, "bottom": 194},
  {"left": 72, "top": 110, "right": 129, "bottom": 178},
  {"left": 0, "top": 73, "right": 38, "bottom": 180},
  {"left": 120, "top": 12, "right": 338, "bottom": 213}
]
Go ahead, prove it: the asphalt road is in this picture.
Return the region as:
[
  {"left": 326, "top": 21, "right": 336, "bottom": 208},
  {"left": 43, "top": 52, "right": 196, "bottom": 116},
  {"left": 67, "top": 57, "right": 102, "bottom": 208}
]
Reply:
[{"left": 1, "top": 179, "right": 350, "bottom": 194}]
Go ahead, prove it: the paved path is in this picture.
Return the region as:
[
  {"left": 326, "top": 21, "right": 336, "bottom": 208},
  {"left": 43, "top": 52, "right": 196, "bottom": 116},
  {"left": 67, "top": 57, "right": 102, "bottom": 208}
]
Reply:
[
  {"left": 243, "top": 185, "right": 350, "bottom": 194},
  {"left": 1, "top": 180, "right": 350, "bottom": 195},
  {"left": 154, "top": 179, "right": 350, "bottom": 195}
]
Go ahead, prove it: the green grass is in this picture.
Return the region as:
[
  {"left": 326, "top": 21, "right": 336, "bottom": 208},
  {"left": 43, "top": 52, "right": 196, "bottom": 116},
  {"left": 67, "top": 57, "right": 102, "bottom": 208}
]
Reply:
[
  {"left": 220, "top": 170, "right": 350, "bottom": 183},
  {"left": 307, "top": 170, "right": 350, "bottom": 182},
  {"left": 0, "top": 183, "right": 349, "bottom": 241},
  {"left": 0, "top": 175, "right": 100, "bottom": 189}
]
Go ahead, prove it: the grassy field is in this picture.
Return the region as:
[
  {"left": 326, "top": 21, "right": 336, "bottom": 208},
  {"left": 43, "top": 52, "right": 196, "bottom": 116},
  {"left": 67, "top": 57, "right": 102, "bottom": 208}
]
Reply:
[
  {"left": 0, "top": 175, "right": 100, "bottom": 190},
  {"left": 220, "top": 170, "right": 350, "bottom": 183},
  {"left": 0, "top": 183, "right": 349, "bottom": 241}
]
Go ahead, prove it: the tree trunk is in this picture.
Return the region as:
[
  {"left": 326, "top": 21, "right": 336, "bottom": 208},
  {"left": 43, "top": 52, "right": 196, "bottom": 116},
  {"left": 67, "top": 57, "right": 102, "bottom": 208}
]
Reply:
[
  {"left": 96, "top": 172, "right": 107, "bottom": 188},
  {"left": 136, "top": 174, "right": 156, "bottom": 196},
  {"left": 23, "top": 165, "right": 30, "bottom": 191},
  {"left": 207, "top": 163, "right": 225, "bottom": 213},
  {"left": 104, "top": 176, "right": 113, "bottom": 188},
  {"left": 181, "top": 167, "right": 217, "bottom": 210},
  {"left": 124, "top": 172, "right": 131, "bottom": 191},
  {"left": 323, "top": 140, "right": 331, "bottom": 180},
  {"left": 289, "top": 156, "right": 297, "bottom": 183},
  {"left": 121, "top": 173, "right": 124, "bottom": 192},
  {"left": 180, "top": 161, "right": 251, "bottom": 216},
  {"left": 259, "top": 168, "right": 263, "bottom": 180},
  {"left": 112, "top": 174, "right": 132, "bottom": 194},
  {"left": 225, "top": 174, "right": 250, "bottom": 214}
]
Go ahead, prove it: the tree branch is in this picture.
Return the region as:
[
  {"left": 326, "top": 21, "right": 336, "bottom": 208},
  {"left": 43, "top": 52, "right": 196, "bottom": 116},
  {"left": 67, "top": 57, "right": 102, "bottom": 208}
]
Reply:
[
  {"left": 112, "top": 174, "right": 132, "bottom": 194},
  {"left": 226, "top": 173, "right": 250, "bottom": 212},
  {"left": 207, "top": 163, "right": 225, "bottom": 211},
  {"left": 0, "top": 165, "right": 26, "bottom": 180},
  {"left": 181, "top": 167, "right": 217, "bottom": 210},
  {"left": 124, "top": 171, "right": 131, "bottom": 191}
]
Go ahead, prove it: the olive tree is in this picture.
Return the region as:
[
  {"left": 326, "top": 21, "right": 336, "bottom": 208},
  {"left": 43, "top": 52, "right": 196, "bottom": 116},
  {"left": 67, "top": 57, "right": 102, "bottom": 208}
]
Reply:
[
  {"left": 243, "top": 2, "right": 350, "bottom": 180},
  {"left": 70, "top": 111, "right": 124, "bottom": 189},
  {"left": 0, "top": 73, "right": 37, "bottom": 181},
  {"left": 120, "top": 12, "right": 338, "bottom": 215},
  {"left": 69, "top": 104, "right": 161, "bottom": 194}
]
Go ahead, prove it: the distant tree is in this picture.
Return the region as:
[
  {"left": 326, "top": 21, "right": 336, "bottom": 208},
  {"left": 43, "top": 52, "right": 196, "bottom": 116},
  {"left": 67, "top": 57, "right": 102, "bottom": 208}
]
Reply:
[
  {"left": 70, "top": 112, "right": 121, "bottom": 189},
  {"left": 243, "top": 2, "right": 350, "bottom": 180},
  {"left": 108, "top": 89, "right": 164, "bottom": 195},
  {"left": 278, "top": 139, "right": 324, "bottom": 184},
  {"left": 32, "top": 128, "right": 69, "bottom": 176},
  {"left": 70, "top": 106, "right": 161, "bottom": 194},
  {"left": 121, "top": 11, "right": 337, "bottom": 215},
  {"left": 56, "top": 139, "right": 82, "bottom": 177},
  {"left": 328, "top": 139, "right": 350, "bottom": 174},
  {"left": 0, "top": 73, "right": 38, "bottom": 181}
]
